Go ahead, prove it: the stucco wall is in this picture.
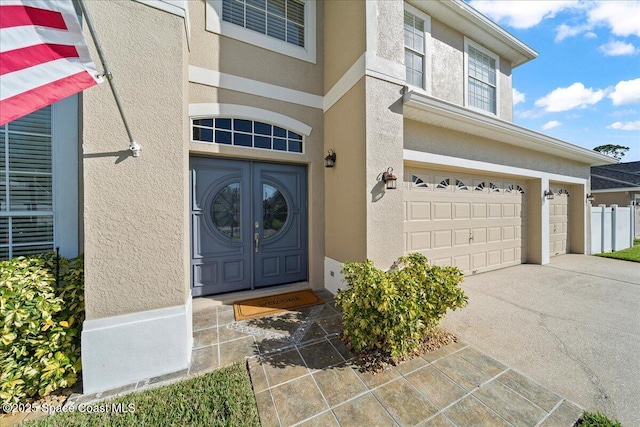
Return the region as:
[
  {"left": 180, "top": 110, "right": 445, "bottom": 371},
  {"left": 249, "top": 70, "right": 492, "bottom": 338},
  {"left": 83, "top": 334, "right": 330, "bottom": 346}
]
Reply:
[
  {"left": 323, "top": 0, "right": 365, "bottom": 92},
  {"left": 592, "top": 192, "right": 632, "bottom": 207},
  {"left": 430, "top": 18, "right": 463, "bottom": 105},
  {"left": 404, "top": 120, "right": 591, "bottom": 179},
  {"left": 429, "top": 18, "right": 513, "bottom": 122},
  {"left": 189, "top": 0, "right": 323, "bottom": 96},
  {"left": 499, "top": 59, "right": 513, "bottom": 121},
  {"left": 188, "top": 85, "right": 325, "bottom": 288},
  {"left": 526, "top": 179, "right": 544, "bottom": 264},
  {"left": 82, "top": 1, "right": 189, "bottom": 319},
  {"left": 324, "top": 79, "right": 367, "bottom": 263},
  {"left": 365, "top": 77, "right": 405, "bottom": 269},
  {"left": 375, "top": 0, "right": 404, "bottom": 65}
]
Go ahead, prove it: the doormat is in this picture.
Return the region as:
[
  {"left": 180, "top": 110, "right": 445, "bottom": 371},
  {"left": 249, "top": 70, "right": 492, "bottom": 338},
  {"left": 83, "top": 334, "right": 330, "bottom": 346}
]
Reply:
[{"left": 233, "top": 290, "right": 324, "bottom": 321}]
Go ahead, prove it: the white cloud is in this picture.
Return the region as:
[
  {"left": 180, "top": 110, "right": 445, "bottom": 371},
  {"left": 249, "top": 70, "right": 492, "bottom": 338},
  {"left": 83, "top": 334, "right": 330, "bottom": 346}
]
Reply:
[
  {"left": 588, "top": 1, "right": 640, "bottom": 37},
  {"left": 599, "top": 40, "right": 639, "bottom": 56},
  {"left": 469, "top": 0, "right": 640, "bottom": 47},
  {"left": 607, "top": 121, "right": 640, "bottom": 131},
  {"left": 608, "top": 79, "right": 640, "bottom": 105},
  {"left": 542, "top": 120, "right": 562, "bottom": 130},
  {"left": 515, "top": 109, "right": 542, "bottom": 119},
  {"left": 512, "top": 88, "right": 526, "bottom": 106},
  {"left": 567, "top": 114, "right": 580, "bottom": 119},
  {"left": 535, "top": 83, "right": 606, "bottom": 112},
  {"left": 555, "top": 24, "right": 591, "bottom": 42},
  {"left": 543, "top": 1, "right": 640, "bottom": 41},
  {"left": 610, "top": 109, "right": 638, "bottom": 117},
  {"left": 469, "top": 1, "right": 578, "bottom": 29},
  {"left": 584, "top": 31, "right": 598, "bottom": 39}
]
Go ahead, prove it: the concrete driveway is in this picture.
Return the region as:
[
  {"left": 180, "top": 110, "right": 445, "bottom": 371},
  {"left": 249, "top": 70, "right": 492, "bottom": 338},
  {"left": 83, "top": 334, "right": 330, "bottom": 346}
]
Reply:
[{"left": 441, "top": 254, "right": 640, "bottom": 426}]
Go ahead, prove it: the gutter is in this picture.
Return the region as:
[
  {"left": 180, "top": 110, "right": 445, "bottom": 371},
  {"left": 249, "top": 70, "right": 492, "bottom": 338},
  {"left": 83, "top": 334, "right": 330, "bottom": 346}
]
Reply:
[{"left": 403, "top": 91, "right": 617, "bottom": 166}]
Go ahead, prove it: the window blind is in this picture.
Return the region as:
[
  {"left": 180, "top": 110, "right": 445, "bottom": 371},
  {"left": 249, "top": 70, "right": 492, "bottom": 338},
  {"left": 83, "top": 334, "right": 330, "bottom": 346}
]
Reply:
[
  {"left": 404, "top": 11, "right": 425, "bottom": 89},
  {"left": 468, "top": 46, "right": 497, "bottom": 114},
  {"left": 0, "top": 106, "right": 54, "bottom": 260},
  {"left": 222, "top": 0, "right": 305, "bottom": 48}
]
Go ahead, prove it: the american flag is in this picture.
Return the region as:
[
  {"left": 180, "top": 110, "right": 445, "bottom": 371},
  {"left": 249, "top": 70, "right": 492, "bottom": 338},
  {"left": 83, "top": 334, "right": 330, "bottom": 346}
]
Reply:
[{"left": 0, "top": 0, "right": 102, "bottom": 125}]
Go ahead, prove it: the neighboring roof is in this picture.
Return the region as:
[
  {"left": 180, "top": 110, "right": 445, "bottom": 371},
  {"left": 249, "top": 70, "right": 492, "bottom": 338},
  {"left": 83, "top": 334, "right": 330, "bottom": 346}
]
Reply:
[
  {"left": 591, "top": 161, "right": 640, "bottom": 191},
  {"left": 403, "top": 91, "right": 618, "bottom": 166},
  {"left": 407, "top": 0, "right": 538, "bottom": 67}
]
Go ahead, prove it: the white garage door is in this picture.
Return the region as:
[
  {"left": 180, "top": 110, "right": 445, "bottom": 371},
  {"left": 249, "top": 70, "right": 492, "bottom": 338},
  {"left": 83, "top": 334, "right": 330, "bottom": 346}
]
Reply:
[
  {"left": 549, "top": 186, "right": 570, "bottom": 256},
  {"left": 404, "top": 169, "right": 527, "bottom": 274}
]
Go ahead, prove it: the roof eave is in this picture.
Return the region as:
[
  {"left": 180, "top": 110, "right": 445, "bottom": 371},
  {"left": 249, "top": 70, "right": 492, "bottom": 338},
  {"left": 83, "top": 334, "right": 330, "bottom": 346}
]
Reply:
[
  {"left": 409, "top": 0, "right": 538, "bottom": 67},
  {"left": 591, "top": 187, "right": 640, "bottom": 193},
  {"left": 403, "top": 91, "right": 618, "bottom": 167}
]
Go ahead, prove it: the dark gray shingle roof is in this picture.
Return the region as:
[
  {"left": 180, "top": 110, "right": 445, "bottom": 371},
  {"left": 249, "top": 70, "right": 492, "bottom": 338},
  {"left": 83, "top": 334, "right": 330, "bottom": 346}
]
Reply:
[{"left": 591, "top": 161, "right": 640, "bottom": 190}]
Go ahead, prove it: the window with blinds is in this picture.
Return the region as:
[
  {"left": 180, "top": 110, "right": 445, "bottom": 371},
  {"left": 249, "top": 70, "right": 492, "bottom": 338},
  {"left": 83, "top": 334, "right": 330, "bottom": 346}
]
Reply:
[
  {"left": 467, "top": 44, "right": 498, "bottom": 114},
  {"left": 0, "top": 106, "right": 54, "bottom": 260},
  {"left": 404, "top": 11, "right": 425, "bottom": 89},
  {"left": 222, "top": 0, "right": 305, "bottom": 47}
]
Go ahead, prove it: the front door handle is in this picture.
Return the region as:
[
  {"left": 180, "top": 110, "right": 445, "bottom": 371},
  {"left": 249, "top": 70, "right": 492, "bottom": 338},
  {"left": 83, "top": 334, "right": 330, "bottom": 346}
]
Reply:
[{"left": 254, "top": 233, "right": 260, "bottom": 252}]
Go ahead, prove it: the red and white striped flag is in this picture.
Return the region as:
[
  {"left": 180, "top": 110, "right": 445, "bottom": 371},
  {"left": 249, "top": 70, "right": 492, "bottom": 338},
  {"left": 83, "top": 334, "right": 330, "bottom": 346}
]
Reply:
[{"left": 0, "top": 0, "right": 102, "bottom": 125}]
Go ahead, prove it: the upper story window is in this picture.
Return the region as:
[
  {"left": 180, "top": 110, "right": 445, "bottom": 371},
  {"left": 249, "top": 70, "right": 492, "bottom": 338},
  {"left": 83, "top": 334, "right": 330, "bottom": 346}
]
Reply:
[
  {"left": 465, "top": 39, "right": 500, "bottom": 115},
  {"left": 206, "top": 0, "right": 316, "bottom": 63},
  {"left": 222, "top": 0, "right": 305, "bottom": 47},
  {"left": 192, "top": 118, "right": 303, "bottom": 153},
  {"left": 403, "top": 4, "right": 431, "bottom": 92},
  {"left": 404, "top": 11, "right": 424, "bottom": 88}
]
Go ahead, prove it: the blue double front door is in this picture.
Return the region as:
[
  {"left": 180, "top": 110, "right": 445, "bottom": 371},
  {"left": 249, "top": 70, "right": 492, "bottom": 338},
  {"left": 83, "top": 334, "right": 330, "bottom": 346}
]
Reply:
[{"left": 190, "top": 157, "right": 308, "bottom": 296}]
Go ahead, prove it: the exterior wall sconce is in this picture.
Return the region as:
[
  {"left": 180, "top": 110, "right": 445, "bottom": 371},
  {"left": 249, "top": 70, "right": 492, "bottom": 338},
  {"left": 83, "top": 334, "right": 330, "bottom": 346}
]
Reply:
[
  {"left": 325, "top": 149, "right": 336, "bottom": 168},
  {"left": 381, "top": 167, "right": 398, "bottom": 190},
  {"left": 543, "top": 189, "right": 554, "bottom": 200},
  {"left": 586, "top": 193, "right": 595, "bottom": 202}
]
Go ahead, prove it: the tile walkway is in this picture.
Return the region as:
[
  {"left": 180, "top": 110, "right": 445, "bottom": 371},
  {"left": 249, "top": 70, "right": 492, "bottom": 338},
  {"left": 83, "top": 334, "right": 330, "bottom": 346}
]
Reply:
[
  {"left": 193, "top": 289, "right": 584, "bottom": 427},
  {"left": 1, "top": 289, "right": 584, "bottom": 426}
]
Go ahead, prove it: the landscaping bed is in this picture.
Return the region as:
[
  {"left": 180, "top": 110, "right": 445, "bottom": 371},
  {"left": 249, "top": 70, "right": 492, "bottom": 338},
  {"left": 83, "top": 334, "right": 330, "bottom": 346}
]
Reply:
[{"left": 345, "top": 328, "right": 458, "bottom": 373}]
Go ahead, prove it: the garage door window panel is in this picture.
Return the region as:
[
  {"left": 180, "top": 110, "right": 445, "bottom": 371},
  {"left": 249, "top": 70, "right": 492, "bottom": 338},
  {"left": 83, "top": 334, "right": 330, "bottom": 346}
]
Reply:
[
  {"left": 436, "top": 177, "right": 450, "bottom": 190},
  {"left": 411, "top": 174, "right": 429, "bottom": 189},
  {"left": 455, "top": 179, "right": 469, "bottom": 191}
]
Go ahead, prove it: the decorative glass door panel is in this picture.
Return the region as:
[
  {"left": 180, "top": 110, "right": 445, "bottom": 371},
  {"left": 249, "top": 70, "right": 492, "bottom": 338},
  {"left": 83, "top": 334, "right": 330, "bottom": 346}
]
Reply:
[{"left": 190, "top": 158, "right": 307, "bottom": 296}]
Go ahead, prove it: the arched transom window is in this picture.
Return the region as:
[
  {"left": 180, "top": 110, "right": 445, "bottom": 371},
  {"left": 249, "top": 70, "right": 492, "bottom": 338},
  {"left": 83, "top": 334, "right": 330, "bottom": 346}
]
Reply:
[{"left": 192, "top": 118, "right": 303, "bottom": 153}]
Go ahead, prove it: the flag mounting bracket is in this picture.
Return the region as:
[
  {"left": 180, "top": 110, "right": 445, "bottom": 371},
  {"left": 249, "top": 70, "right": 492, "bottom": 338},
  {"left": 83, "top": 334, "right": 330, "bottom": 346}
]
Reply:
[{"left": 77, "top": 0, "right": 142, "bottom": 157}]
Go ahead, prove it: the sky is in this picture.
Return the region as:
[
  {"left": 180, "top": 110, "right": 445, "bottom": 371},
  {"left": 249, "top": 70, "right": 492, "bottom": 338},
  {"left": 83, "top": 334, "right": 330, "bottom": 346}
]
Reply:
[{"left": 467, "top": 0, "right": 640, "bottom": 162}]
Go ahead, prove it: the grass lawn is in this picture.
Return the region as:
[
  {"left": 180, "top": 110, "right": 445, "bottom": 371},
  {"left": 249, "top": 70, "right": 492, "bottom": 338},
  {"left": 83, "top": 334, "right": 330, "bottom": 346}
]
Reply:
[
  {"left": 25, "top": 363, "right": 260, "bottom": 427},
  {"left": 595, "top": 238, "right": 640, "bottom": 263}
]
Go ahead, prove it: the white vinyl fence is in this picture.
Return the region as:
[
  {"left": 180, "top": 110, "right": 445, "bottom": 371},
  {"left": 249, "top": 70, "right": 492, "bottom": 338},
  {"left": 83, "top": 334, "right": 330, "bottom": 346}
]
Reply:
[
  {"left": 591, "top": 205, "right": 636, "bottom": 254},
  {"left": 635, "top": 205, "right": 640, "bottom": 239}
]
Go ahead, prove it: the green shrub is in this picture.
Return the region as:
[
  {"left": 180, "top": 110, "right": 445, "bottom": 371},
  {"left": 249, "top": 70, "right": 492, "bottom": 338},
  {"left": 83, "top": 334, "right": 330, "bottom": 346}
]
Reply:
[
  {"left": 576, "top": 411, "right": 622, "bottom": 427},
  {"left": 1, "top": 253, "right": 84, "bottom": 404},
  {"left": 335, "top": 253, "right": 467, "bottom": 359}
]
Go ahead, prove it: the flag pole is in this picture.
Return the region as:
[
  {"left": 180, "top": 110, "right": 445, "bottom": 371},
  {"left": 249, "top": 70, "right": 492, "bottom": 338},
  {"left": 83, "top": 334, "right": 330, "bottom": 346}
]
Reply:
[{"left": 76, "top": 0, "right": 142, "bottom": 157}]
